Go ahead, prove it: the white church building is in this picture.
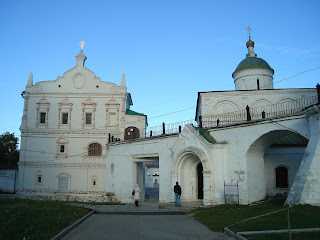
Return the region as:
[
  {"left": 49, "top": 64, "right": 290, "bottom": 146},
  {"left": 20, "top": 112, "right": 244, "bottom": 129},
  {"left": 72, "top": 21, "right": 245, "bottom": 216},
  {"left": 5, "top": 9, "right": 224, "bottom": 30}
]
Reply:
[{"left": 16, "top": 35, "right": 320, "bottom": 206}]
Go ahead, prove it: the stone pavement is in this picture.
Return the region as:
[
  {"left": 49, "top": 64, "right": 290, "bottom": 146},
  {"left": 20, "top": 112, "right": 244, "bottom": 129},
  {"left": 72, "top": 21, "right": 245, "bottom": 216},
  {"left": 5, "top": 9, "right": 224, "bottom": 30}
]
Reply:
[{"left": 58, "top": 202, "right": 234, "bottom": 240}]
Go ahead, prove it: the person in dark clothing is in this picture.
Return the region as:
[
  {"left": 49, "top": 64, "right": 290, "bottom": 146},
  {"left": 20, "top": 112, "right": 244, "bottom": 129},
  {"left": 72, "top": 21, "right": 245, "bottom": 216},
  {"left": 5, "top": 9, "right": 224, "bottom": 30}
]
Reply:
[{"left": 174, "top": 182, "right": 182, "bottom": 206}]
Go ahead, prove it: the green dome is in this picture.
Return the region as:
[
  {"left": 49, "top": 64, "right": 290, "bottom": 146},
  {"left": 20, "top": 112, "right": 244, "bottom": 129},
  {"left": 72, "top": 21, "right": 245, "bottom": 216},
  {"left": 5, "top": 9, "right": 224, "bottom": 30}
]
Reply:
[{"left": 234, "top": 57, "right": 273, "bottom": 72}]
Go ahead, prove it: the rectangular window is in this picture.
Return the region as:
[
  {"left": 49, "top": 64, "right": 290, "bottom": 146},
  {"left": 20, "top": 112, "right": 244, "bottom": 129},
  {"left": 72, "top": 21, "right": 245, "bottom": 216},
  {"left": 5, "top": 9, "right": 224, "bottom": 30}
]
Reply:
[
  {"left": 38, "top": 176, "right": 42, "bottom": 183},
  {"left": 58, "top": 178, "right": 69, "bottom": 193},
  {"left": 86, "top": 113, "right": 92, "bottom": 124},
  {"left": 40, "top": 113, "right": 46, "bottom": 124},
  {"left": 109, "top": 113, "right": 117, "bottom": 125},
  {"left": 62, "top": 113, "right": 68, "bottom": 124}
]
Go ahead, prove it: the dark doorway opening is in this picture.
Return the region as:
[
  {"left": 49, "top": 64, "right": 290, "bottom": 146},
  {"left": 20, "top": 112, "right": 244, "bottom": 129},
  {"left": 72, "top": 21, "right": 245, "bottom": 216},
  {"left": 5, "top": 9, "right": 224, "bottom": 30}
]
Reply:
[
  {"left": 276, "top": 166, "right": 289, "bottom": 188},
  {"left": 197, "top": 163, "right": 203, "bottom": 199}
]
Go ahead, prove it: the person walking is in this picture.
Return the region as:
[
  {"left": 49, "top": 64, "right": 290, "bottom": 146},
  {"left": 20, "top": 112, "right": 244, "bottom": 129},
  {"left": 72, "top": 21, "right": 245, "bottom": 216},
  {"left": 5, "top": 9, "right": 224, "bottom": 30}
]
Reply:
[
  {"left": 133, "top": 184, "right": 141, "bottom": 207},
  {"left": 174, "top": 182, "right": 182, "bottom": 206}
]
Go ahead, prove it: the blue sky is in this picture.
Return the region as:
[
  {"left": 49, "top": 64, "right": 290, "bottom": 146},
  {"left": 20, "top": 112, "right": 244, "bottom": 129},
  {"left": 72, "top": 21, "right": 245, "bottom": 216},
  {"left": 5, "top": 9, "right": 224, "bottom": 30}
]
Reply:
[{"left": 1, "top": 0, "right": 320, "bottom": 146}]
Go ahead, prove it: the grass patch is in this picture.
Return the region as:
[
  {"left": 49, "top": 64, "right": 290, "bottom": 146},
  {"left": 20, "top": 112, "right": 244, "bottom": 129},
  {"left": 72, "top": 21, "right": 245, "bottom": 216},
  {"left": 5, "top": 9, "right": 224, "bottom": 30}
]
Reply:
[
  {"left": 0, "top": 198, "right": 90, "bottom": 240},
  {"left": 245, "top": 232, "right": 320, "bottom": 240},
  {"left": 230, "top": 204, "right": 320, "bottom": 233},
  {"left": 190, "top": 198, "right": 285, "bottom": 232},
  {"left": 190, "top": 197, "right": 320, "bottom": 237}
]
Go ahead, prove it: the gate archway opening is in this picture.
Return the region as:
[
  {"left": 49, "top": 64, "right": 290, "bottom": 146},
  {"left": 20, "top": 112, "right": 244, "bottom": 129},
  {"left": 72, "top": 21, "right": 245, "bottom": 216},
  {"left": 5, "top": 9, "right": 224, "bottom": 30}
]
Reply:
[
  {"left": 246, "top": 130, "right": 308, "bottom": 203},
  {"left": 173, "top": 147, "right": 210, "bottom": 204}
]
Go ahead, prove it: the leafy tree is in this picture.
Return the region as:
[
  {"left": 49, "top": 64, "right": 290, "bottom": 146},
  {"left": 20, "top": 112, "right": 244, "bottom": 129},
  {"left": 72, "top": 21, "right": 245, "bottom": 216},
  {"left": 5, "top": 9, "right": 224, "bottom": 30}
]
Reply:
[{"left": 0, "top": 132, "right": 19, "bottom": 168}]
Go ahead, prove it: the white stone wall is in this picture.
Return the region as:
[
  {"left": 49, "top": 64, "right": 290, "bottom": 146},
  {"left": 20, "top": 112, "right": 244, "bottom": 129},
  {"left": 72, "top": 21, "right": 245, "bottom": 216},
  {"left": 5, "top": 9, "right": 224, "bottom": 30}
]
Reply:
[
  {"left": 264, "top": 147, "right": 305, "bottom": 196},
  {"left": 0, "top": 170, "right": 16, "bottom": 193},
  {"left": 106, "top": 137, "right": 178, "bottom": 203},
  {"left": 207, "top": 116, "right": 310, "bottom": 204},
  {"left": 233, "top": 68, "right": 274, "bottom": 90},
  {"left": 197, "top": 88, "right": 317, "bottom": 120},
  {"left": 17, "top": 52, "right": 146, "bottom": 201}
]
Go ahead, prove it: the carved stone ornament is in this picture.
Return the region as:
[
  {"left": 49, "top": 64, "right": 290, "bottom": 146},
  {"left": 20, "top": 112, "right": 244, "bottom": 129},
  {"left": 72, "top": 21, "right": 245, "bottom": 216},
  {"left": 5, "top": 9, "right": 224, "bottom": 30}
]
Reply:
[
  {"left": 36, "top": 97, "right": 50, "bottom": 106},
  {"left": 83, "top": 97, "right": 96, "bottom": 106},
  {"left": 173, "top": 146, "right": 210, "bottom": 173},
  {"left": 73, "top": 73, "right": 86, "bottom": 89},
  {"left": 59, "top": 97, "right": 73, "bottom": 106},
  {"left": 33, "top": 85, "right": 43, "bottom": 93},
  {"left": 110, "top": 86, "right": 119, "bottom": 94},
  {"left": 106, "top": 99, "right": 120, "bottom": 106}
]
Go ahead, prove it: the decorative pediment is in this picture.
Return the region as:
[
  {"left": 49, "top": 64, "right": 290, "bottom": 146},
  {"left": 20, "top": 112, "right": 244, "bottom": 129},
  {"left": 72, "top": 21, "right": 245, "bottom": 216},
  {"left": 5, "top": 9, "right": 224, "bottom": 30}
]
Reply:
[
  {"left": 170, "top": 125, "right": 212, "bottom": 156},
  {"left": 57, "top": 172, "right": 71, "bottom": 178},
  {"left": 56, "top": 136, "right": 68, "bottom": 144},
  {"left": 59, "top": 97, "right": 73, "bottom": 106},
  {"left": 36, "top": 97, "right": 50, "bottom": 106},
  {"left": 106, "top": 99, "right": 120, "bottom": 106},
  {"left": 82, "top": 97, "right": 96, "bottom": 106}
]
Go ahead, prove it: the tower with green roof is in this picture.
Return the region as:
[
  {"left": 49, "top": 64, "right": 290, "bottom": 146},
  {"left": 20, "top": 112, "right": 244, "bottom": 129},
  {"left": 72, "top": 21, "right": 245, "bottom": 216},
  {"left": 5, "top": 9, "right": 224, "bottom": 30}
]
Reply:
[{"left": 232, "top": 27, "right": 274, "bottom": 91}]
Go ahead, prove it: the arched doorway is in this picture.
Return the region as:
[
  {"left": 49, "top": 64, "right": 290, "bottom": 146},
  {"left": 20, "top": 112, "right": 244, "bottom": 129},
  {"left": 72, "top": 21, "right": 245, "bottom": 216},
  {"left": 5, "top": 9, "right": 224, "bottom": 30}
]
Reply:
[
  {"left": 197, "top": 163, "right": 203, "bottom": 199},
  {"left": 172, "top": 147, "right": 210, "bottom": 204}
]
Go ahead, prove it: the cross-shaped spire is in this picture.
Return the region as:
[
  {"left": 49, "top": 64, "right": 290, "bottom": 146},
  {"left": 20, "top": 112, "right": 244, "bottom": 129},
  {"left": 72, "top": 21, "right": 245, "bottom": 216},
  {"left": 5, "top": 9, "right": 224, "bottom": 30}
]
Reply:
[
  {"left": 79, "top": 40, "right": 86, "bottom": 52},
  {"left": 246, "top": 26, "right": 252, "bottom": 39}
]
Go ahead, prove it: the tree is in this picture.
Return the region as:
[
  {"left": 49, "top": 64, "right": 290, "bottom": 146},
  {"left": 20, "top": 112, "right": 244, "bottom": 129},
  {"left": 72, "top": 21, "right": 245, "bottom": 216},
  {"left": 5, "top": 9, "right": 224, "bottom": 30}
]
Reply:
[{"left": 0, "top": 132, "right": 19, "bottom": 168}]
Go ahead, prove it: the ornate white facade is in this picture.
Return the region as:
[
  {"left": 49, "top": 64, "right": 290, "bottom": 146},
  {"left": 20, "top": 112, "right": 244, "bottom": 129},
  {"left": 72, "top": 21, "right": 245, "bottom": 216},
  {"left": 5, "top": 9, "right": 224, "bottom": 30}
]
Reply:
[
  {"left": 16, "top": 50, "right": 147, "bottom": 201},
  {"left": 17, "top": 35, "right": 320, "bottom": 206},
  {"left": 105, "top": 35, "right": 319, "bottom": 206}
]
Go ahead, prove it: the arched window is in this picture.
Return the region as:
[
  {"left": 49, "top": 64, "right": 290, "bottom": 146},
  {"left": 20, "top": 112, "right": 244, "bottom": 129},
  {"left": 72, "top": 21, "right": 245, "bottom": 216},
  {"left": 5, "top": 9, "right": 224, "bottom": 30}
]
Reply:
[
  {"left": 88, "top": 143, "right": 102, "bottom": 156},
  {"left": 60, "top": 145, "right": 65, "bottom": 153},
  {"left": 124, "top": 127, "right": 140, "bottom": 140},
  {"left": 276, "top": 166, "right": 289, "bottom": 188}
]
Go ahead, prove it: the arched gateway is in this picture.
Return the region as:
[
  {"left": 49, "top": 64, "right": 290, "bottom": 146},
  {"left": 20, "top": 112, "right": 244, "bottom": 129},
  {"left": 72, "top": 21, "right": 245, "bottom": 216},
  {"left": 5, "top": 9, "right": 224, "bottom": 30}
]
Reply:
[{"left": 172, "top": 146, "right": 211, "bottom": 204}]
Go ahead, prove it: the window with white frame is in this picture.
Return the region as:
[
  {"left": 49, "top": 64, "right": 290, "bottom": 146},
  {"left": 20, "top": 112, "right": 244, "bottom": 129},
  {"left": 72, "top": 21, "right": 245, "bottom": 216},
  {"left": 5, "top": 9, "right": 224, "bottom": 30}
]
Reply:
[
  {"left": 56, "top": 137, "right": 68, "bottom": 158},
  {"left": 60, "top": 145, "right": 65, "bottom": 153},
  {"left": 92, "top": 176, "right": 97, "bottom": 187},
  {"left": 36, "top": 97, "right": 50, "bottom": 128},
  {"left": 57, "top": 173, "right": 71, "bottom": 193},
  {"left": 105, "top": 100, "right": 120, "bottom": 129},
  {"left": 40, "top": 112, "right": 46, "bottom": 124},
  {"left": 109, "top": 112, "right": 117, "bottom": 125},
  {"left": 82, "top": 97, "right": 96, "bottom": 129},
  {"left": 36, "top": 171, "right": 43, "bottom": 185},
  {"left": 62, "top": 113, "right": 68, "bottom": 124},
  {"left": 86, "top": 113, "right": 92, "bottom": 124},
  {"left": 58, "top": 97, "right": 73, "bottom": 128}
]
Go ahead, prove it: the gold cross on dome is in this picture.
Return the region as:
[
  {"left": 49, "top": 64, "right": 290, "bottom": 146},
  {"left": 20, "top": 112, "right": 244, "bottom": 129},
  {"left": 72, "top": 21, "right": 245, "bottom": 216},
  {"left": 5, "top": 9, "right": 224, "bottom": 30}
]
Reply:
[
  {"left": 79, "top": 40, "right": 86, "bottom": 51},
  {"left": 246, "top": 26, "right": 252, "bottom": 38}
]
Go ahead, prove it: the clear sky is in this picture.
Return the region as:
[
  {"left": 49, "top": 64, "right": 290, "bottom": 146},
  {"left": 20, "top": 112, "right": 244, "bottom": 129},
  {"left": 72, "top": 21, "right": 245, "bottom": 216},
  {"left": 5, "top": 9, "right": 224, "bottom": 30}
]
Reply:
[{"left": 1, "top": 0, "right": 320, "bottom": 147}]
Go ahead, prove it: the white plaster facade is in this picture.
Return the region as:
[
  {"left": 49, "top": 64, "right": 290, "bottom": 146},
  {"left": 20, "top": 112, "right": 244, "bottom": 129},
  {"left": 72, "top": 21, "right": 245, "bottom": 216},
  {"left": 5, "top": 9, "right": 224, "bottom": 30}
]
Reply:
[
  {"left": 16, "top": 35, "right": 320, "bottom": 206},
  {"left": 105, "top": 35, "right": 319, "bottom": 206},
  {"left": 107, "top": 112, "right": 319, "bottom": 205},
  {"left": 0, "top": 170, "right": 16, "bottom": 193},
  {"left": 16, "top": 50, "right": 147, "bottom": 201}
]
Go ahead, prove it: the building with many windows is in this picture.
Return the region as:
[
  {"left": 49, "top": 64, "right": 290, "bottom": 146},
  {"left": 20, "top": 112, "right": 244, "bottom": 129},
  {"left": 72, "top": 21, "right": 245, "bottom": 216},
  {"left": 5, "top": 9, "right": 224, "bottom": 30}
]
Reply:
[
  {"left": 16, "top": 34, "right": 320, "bottom": 206},
  {"left": 16, "top": 48, "right": 147, "bottom": 201}
]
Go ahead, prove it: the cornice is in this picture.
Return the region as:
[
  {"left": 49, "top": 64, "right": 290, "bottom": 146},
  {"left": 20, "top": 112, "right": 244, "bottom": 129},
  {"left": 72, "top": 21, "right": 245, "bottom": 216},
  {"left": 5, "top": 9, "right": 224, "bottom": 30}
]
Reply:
[{"left": 20, "top": 163, "right": 106, "bottom": 169}]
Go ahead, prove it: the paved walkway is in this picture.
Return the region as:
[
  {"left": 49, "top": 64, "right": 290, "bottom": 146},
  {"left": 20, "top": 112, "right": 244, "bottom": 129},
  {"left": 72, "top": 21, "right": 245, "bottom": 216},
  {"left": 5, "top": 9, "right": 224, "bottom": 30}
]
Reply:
[{"left": 59, "top": 202, "right": 234, "bottom": 240}]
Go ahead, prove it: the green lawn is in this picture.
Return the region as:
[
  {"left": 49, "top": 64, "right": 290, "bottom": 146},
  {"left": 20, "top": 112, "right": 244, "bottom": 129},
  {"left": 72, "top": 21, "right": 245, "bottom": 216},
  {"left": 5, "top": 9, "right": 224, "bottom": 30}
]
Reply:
[
  {"left": 190, "top": 198, "right": 286, "bottom": 232},
  {"left": 230, "top": 204, "right": 320, "bottom": 233},
  {"left": 0, "top": 198, "right": 90, "bottom": 240},
  {"left": 190, "top": 197, "right": 320, "bottom": 239}
]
